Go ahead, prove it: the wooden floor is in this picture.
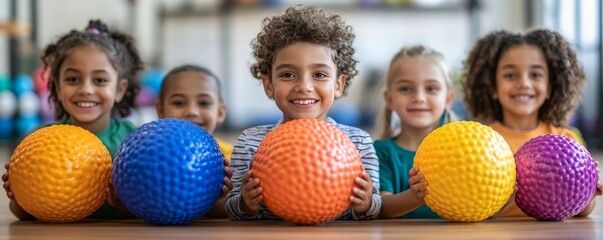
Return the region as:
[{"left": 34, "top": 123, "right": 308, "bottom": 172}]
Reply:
[{"left": 1, "top": 147, "right": 603, "bottom": 239}]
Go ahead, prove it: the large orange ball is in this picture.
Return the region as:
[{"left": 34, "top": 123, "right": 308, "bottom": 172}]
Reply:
[
  {"left": 252, "top": 118, "right": 363, "bottom": 225},
  {"left": 414, "top": 121, "right": 516, "bottom": 222},
  {"left": 9, "top": 125, "right": 112, "bottom": 222}
]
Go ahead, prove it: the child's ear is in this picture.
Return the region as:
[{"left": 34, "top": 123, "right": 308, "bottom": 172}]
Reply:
[
  {"left": 261, "top": 75, "right": 274, "bottom": 99},
  {"left": 217, "top": 103, "right": 226, "bottom": 124},
  {"left": 334, "top": 74, "right": 347, "bottom": 99},
  {"left": 115, "top": 79, "right": 129, "bottom": 103},
  {"left": 155, "top": 100, "right": 165, "bottom": 118},
  {"left": 446, "top": 89, "right": 456, "bottom": 109}
]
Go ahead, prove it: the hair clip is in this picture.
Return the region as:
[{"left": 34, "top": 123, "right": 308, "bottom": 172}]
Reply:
[{"left": 86, "top": 28, "right": 100, "bottom": 34}]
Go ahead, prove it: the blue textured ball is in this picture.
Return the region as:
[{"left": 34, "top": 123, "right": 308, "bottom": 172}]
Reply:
[{"left": 113, "top": 118, "right": 224, "bottom": 225}]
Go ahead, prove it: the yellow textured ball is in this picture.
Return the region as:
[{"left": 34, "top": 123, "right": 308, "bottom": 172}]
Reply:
[
  {"left": 9, "top": 125, "right": 112, "bottom": 222},
  {"left": 414, "top": 121, "right": 515, "bottom": 222}
]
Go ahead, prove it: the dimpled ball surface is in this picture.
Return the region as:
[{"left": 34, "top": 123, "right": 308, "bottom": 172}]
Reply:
[
  {"left": 515, "top": 134, "right": 596, "bottom": 221},
  {"left": 113, "top": 118, "right": 224, "bottom": 225},
  {"left": 252, "top": 118, "right": 363, "bottom": 225},
  {"left": 414, "top": 121, "right": 516, "bottom": 222},
  {"left": 9, "top": 125, "right": 111, "bottom": 222}
]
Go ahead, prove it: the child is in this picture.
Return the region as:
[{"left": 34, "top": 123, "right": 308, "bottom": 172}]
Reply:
[
  {"left": 374, "top": 45, "right": 456, "bottom": 218},
  {"left": 462, "top": 29, "right": 602, "bottom": 217},
  {"left": 225, "top": 5, "right": 381, "bottom": 220},
  {"left": 2, "top": 19, "right": 144, "bottom": 220},
  {"left": 155, "top": 64, "right": 233, "bottom": 217}
]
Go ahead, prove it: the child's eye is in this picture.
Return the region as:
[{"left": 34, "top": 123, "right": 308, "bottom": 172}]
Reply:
[
  {"left": 279, "top": 72, "right": 295, "bottom": 79},
  {"left": 531, "top": 72, "right": 543, "bottom": 78},
  {"left": 313, "top": 72, "right": 328, "bottom": 79},
  {"left": 502, "top": 73, "right": 516, "bottom": 79},
  {"left": 170, "top": 100, "right": 185, "bottom": 107},
  {"left": 94, "top": 78, "right": 108, "bottom": 84},
  {"left": 198, "top": 100, "right": 213, "bottom": 107},
  {"left": 398, "top": 86, "right": 412, "bottom": 93},
  {"left": 64, "top": 77, "right": 78, "bottom": 84},
  {"left": 426, "top": 86, "right": 441, "bottom": 93}
]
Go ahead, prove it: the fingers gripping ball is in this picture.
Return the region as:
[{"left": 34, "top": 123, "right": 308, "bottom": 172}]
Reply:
[
  {"left": 113, "top": 118, "right": 224, "bottom": 225},
  {"left": 515, "top": 134, "right": 597, "bottom": 221},
  {"left": 9, "top": 125, "right": 111, "bottom": 222},
  {"left": 252, "top": 119, "right": 363, "bottom": 225},
  {"left": 414, "top": 121, "right": 516, "bottom": 222}
]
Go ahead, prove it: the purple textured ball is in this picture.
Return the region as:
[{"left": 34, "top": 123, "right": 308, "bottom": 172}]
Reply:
[{"left": 515, "top": 134, "right": 597, "bottom": 220}]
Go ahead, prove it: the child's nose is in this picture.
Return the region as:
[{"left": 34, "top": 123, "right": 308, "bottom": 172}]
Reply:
[
  {"left": 185, "top": 105, "right": 200, "bottom": 118},
  {"left": 295, "top": 76, "right": 314, "bottom": 93},
  {"left": 517, "top": 74, "right": 531, "bottom": 89},
  {"left": 77, "top": 80, "right": 94, "bottom": 95},
  {"left": 412, "top": 90, "right": 426, "bottom": 103}
]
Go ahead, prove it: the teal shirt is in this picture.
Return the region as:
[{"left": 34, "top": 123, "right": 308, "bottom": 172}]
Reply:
[
  {"left": 374, "top": 138, "right": 440, "bottom": 218},
  {"left": 56, "top": 118, "right": 136, "bottom": 219}
]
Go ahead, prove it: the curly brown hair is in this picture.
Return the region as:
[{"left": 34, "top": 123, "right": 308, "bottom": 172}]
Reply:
[
  {"left": 461, "top": 29, "right": 586, "bottom": 127},
  {"left": 41, "top": 19, "right": 144, "bottom": 120},
  {"left": 250, "top": 5, "right": 358, "bottom": 95}
]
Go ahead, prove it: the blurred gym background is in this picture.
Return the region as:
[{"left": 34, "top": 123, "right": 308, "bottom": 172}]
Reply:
[{"left": 0, "top": 0, "right": 601, "bottom": 150}]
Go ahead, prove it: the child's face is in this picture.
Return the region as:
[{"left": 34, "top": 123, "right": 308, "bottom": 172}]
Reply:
[
  {"left": 261, "top": 42, "right": 345, "bottom": 122},
  {"left": 495, "top": 44, "right": 550, "bottom": 124},
  {"left": 385, "top": 57, "right": 454, "bottom": 131},
  {"left": 57, "top": 45, "right": 127, "bottom": 131},
  {"left": 155, "top": 71, "right": 225, "bottom": 134}
]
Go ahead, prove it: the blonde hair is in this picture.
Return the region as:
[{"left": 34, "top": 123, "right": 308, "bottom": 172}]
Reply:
[{"left": 377, "top": 45, "right": 456, "bottom": 139}]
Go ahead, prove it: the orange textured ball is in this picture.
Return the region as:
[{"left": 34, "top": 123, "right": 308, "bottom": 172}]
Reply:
[
  {"left": 9, "top": 125, "right": 112, "bottom": 222},
  {"left": 252, "top": 118, "right": 363, "bottom": 225}
]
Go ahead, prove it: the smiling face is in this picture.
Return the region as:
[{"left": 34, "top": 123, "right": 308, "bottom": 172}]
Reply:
[
  {"left": 261, "top": 41, "right": 346, "bottom": 122},
  {"left": 495, "top": 44, "right": 550, "bottom": 127},
  {"left": 156, "top": 71, "right": 225, "bottom": 134},
  {"left": 385, "top": 56, "right": 454, "bottom": 132},
  {"left": 57, "top": 45, "right": 127, "bottom": 133}
]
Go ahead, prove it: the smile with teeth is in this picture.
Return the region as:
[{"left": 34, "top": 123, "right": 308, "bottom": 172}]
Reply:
[
  {"left": 292, "top": 99, "right": 317, "bottom": 105},
  {"left": 76, "top": 102, "right": 99, "bottom": 108},
  {"left": 511, "top": 95, "right": 534, "bottom": 101}
]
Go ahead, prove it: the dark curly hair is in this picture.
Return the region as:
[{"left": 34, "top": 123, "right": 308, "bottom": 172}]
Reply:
[
  {"left": 41, "top": 19, "right": 144, "bottom": 120},
  {"left": 250, "top": 5, "right": 358, "bottom": 95},
  {"left": 462, "top": 29, "right": 586, "bottom": 127}
]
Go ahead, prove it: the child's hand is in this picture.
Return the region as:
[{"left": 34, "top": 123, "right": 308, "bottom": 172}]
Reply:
[
  {"left": 222, "top": 161, "right": 233, "bottom": 198},
  {"left": 595, "top": 161, "right": 602, "bottom": 196},
  {"left": 408, "top": 167, "right": 428, "bottom": 202},
  {"left": 106, "top": 178, "right": 129, "bottom": 212},
  {"left": 240, "top": 170, "right": 262, "bottom": 215},
  {"left": 351, "top": 171, "right": 373, "bottom": 215},
  {"left": 2, "top": 163, "right": 15, "bottom": 201}
]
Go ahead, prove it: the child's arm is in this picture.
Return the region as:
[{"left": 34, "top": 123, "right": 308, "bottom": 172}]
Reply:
[
  {"left": 575, "top": 161, "right": 602, "bottom": 217},
  {"left": 379, "top": 167, "right": 427, "bottom": 218},
  {"left": 3, "top": 163, "right": 36, "bottom": 220},
  {"left": 350, "top": 133, "right": 381, "bottom": 220},
  {"left": 204, "top": 162, "right": 233, "bottom": 218},
  {"left": 225, "top": 130, "right": 263, "bottom": 220}
]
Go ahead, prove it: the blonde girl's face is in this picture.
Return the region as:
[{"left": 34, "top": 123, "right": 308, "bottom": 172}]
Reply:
[
  {"left": 156, "top": 71, "right": 226, "bottom": 134},
  {"left": 57, "top": 45, "right": 127, "bottom": 132},
  {"left": 261, "top": 41, "right": 346, "bottom": 122},
  {"left": 384, "top": 57, "right": 454, "bottom": 132},
  {"left": 495, "top": 44, "right": 550, "bottom": 126}
]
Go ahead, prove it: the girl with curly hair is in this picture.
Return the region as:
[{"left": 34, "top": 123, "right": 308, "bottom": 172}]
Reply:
[
  {"left": 3, "top": 19, "right": 143, "bottom": 220},
  {"left": 462, "top": 29, "right": 601, "bottom": 218},
  {"left": 226, "top": 5, "right": 381, "bottom": 221}
]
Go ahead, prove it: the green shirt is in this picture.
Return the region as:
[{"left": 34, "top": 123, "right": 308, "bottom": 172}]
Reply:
[
  {"left": 56, "top": 118, "right": 136, "bottom": 219},
  {"left": 374, "top": 138, "right": 440, "bottom": 218}
]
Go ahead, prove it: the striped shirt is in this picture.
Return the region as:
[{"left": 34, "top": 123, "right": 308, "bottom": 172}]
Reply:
[{"left": 226, "top": 117, "right": 381, "bottom": 220}]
